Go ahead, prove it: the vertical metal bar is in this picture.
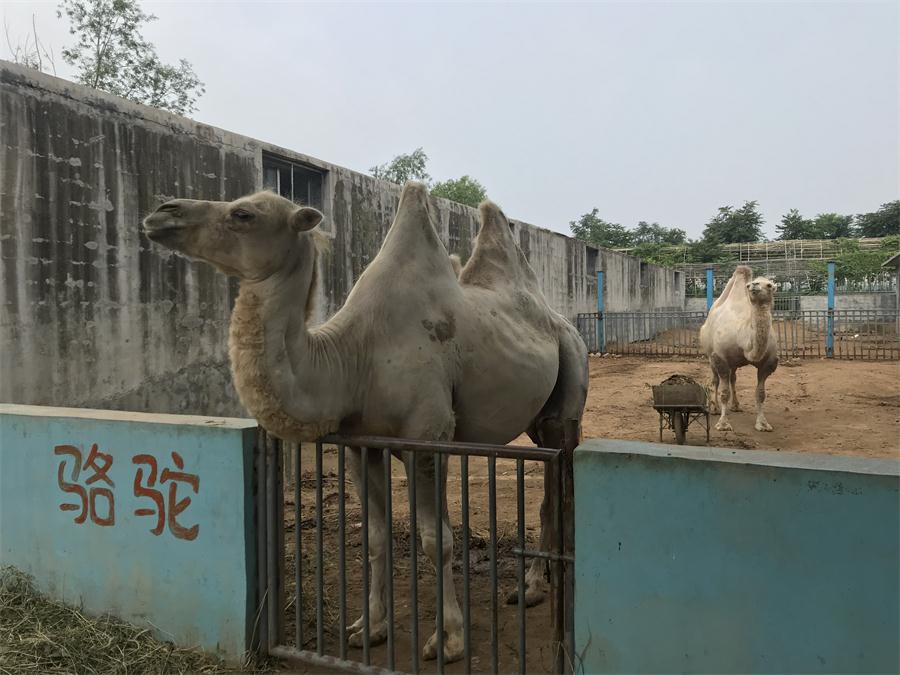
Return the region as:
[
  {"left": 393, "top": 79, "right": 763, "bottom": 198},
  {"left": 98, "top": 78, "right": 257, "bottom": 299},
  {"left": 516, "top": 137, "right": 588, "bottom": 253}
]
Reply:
[
  {"left": 266, "top": 433, "right": 278, "bottom": 651},
  {"left": 294, "top": 443, "right": 302, "bottom": 650},
  {"left": 706, "top": 268, "right": 714, "bottom": 311},
  {"left": 361, "top": 447, "right": 371, "bottom": 665},
  {"left": 435, "top": 453, "right": 445, "bottom": 674},
  {"left": 315, "top": 442, "right": 324, "bottom": 655},
  {"left": 516, "top": 458, "right": 526, "bottom": 675},
  {"left": 338, "top": 445, "right": 347, "bottom": 660},
  {"left": 460, "top": 455, "right": 471, "bottom": 674},
  {"left": 827, "top": 261, "right": 835, "bottom": 358},
  {"left": 383, "top": 447, "right": 395, "bottom": 671},
  {"left": 597, "top": 270, "right": 605, "bottom": 353},
  {"left": 488, "top": 456, "right": 499, "bottom": 675},
  {"left": 256, "top": 429, "right": 269, "bottom": 654},
  {"left": 554, "top": 454, "right": 565, "bottom": 675},
  {"left": 409, "top": 452, "right": 419, "bottom": 674}
]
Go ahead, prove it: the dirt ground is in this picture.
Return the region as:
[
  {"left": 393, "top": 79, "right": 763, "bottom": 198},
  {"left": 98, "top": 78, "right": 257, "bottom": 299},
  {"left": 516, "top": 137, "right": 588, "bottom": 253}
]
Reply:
[
  {"left": 279, "top": 355, "right": 898, "bottom": 674},
  {"left": 579, "top": 355, "right": 899, "bottom": 457}
]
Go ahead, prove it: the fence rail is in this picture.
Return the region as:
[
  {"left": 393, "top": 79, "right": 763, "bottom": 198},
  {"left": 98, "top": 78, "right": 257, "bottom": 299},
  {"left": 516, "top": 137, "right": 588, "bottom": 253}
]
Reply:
[
  {"left": 577, "top": 309, "right": 900, "bottom": 360},
  {"left": 254, "top": 430, "right": 577, "bottom": 675}
]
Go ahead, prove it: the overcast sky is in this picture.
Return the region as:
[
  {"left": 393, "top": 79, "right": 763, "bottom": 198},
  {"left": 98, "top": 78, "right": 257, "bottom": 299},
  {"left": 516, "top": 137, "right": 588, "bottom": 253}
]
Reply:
[{"left": 4, "top": 1, "right": 898, "bottom": 238}]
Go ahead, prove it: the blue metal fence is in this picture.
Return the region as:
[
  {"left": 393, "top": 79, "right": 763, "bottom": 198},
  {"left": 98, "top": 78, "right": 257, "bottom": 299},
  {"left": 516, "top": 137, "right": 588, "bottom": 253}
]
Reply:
[{"left": 576, "top": 308, "right": 900, "bottom": 360}]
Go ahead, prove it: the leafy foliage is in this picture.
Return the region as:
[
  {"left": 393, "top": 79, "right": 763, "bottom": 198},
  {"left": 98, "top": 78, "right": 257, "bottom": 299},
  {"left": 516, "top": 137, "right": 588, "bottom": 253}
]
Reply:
[
  {"left": 855, "top": 201, "right": 900, "bottom": 237},
  {"left": 58, "top": 0, "right": 204, "bottom": 115},
  {"left": 431, "top": 175, "right": 487, "bottom": 208},
  {"left": 776, "top": 209, "right": 854, "bottom": 240},
  {"left": 370, "top": 147, "right": 431, "bottom": 184},
  {"left": 630, "top": 221, "right": 686, "bottom": 245},
  {"left": 701, "top": 201, "right": 764, "bottom": 243},
  {"left": 808, "top": 235, "right": 900, "bottom": 282},
  {"left": 569, "top": 209, "right": 633, "bottom": 249}
]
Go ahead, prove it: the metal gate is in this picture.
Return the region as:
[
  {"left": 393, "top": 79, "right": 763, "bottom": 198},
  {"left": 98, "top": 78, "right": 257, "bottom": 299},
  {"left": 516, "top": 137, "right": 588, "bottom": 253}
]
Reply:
[{"left": 253, "top": 428, "right": 577, "bottom": 674}]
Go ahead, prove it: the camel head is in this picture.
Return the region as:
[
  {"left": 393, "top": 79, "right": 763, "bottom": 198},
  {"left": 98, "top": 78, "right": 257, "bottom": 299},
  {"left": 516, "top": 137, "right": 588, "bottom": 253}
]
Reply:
[
  {"left": 143, "top": 191, "right": 323, "bottom": 281},
  {"left": 746, "top": 276, "right": 776, "bottom": 306}
]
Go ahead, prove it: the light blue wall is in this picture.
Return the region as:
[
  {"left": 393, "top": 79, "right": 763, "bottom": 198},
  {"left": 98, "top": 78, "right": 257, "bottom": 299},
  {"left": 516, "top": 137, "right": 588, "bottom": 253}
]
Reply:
[
  {"left": 0, "top": 405, "right": 258, "bottom": 659},
  {"left": 575, "top": 439, "right": 899, "bottom": 674}
]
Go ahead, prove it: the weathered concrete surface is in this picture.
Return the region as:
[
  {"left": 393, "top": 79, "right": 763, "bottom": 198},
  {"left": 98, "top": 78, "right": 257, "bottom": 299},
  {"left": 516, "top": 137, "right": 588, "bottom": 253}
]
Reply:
[
  {"left": 0, "top": 404, "right": 259, "bottom": 659},
  {"left": 575, "top": 439, "right": 900, "bottom": 674},
  {"left": 1, "top": 61, "right": 683, "bottom": 415}
]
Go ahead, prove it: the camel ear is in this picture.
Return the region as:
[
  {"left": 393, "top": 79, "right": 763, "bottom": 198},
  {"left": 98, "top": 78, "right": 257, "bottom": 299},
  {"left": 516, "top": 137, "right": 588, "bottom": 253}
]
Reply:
[{"left": 291, "top": 206, "right": 323, "bottom": 232}]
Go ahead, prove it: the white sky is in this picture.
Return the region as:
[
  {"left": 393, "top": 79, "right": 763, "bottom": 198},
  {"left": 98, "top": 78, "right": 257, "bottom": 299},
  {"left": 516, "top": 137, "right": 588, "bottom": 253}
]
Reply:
[{"left": 3, "top": 1, "right": 898, "bottom": 238}]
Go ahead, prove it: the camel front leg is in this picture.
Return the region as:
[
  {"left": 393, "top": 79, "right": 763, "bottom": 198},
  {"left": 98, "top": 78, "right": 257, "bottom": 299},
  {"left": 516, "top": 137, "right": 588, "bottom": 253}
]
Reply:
[
  {"left": 412, "top": 452, "right": 464, "bottom": 664},
  {"left": 346, "top": 447, "right": 389, "bottom": 648},
  {"left": 708, "top": 362, "right": 720, "bottom": 414},
  {"left": 729, "top": 369, "right": 742, "bottom": 411},
  {"left": 712, "top": 358, "right": 733, "bottom": 431},
  {"left": 754, "top": 362, "right": 776, "bottom": 431}
]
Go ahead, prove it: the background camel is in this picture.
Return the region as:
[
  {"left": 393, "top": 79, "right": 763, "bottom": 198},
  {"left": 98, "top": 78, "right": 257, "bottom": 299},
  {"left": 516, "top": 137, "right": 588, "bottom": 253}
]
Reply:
[
  {"left": 143, "top": 182, "right": 588, "bottom": 663},
  {"left": 699, "top": 265, "right": 778, "bottom": 432}
]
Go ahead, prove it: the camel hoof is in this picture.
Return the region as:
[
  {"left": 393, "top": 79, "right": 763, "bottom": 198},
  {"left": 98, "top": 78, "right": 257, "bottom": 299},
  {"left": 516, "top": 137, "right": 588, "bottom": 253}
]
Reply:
[
  {"left": 349, "top": 623, "right": 388, "bottom": 649},
  {"left": 729, "top": 404, "right": 742, "bottom": 412},
  {"left": 755, "top": 421, "right": 773, "bottom": 432},
  {"left": 505, "top": 585, "right": 546, "bottom": 608},
  {"left": 423, "top": 630, "right": 464, "bottom": 663},
  {"left": 715, "top": 420, "right": 733, "bottom": 432}
]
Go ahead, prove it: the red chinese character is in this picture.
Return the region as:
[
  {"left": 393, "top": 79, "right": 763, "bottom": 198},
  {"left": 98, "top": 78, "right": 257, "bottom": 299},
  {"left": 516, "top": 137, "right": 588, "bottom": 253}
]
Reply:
[
  {"left": 54, "top": 443, "right": 115, "bottom": 526},
  {"left": 133, "top": 454, "right": 165, "bottom": 535},
  {"left": 133, "top": 452, "right": 200, "bottom": 541}
]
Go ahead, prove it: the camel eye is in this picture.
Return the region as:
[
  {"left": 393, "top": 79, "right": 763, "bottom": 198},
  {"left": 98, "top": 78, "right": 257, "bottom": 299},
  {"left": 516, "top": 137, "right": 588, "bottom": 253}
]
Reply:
[{"left": 232, "top": 209, "right": 253, "bottom": 222}]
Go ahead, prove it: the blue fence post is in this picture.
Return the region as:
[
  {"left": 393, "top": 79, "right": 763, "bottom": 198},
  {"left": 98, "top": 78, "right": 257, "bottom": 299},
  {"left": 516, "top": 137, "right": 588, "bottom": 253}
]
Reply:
[
  {"left": 597, "top": 270, "right": 606, "bottom": 353},
  {"left": 826, "top": 260, "right": 835, "bottom": 358},
  {"left": 706, "top": 268, "right": 714, "bottom": 311}
]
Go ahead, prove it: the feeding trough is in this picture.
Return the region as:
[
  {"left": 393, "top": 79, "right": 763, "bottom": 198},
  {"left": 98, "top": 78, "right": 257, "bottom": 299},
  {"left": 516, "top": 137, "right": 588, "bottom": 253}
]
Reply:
[{"left": 651, "top": 374, "right": 710, "bottom": 445}]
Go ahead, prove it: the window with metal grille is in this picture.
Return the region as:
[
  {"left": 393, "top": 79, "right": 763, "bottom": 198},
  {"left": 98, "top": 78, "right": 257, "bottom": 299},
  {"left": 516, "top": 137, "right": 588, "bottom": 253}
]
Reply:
[{"left": 262, "top": 153, "right": 325, "bottom": 211}]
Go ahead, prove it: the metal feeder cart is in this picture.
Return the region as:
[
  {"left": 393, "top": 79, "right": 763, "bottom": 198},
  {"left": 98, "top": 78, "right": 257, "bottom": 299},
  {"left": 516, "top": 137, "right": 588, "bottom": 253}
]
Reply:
[{"left": 652, "top": 377, "right": 710, "bottom": 445}]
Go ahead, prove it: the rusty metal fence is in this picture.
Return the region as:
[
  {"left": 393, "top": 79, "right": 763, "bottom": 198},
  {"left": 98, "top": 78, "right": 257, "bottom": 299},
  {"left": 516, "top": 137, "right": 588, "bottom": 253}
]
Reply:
[
  {"left": 253, "top": 429, "right": 577, "bottom": 674},
  {"left": 577, "top": 309, "right": 900, "bottom": 360}
]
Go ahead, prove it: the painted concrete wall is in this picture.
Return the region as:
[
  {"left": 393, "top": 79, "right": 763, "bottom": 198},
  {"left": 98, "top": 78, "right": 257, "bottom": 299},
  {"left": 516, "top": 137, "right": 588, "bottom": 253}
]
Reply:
[
  {"left": 0, "top": 61, "right": 684, "bottom": 417},
  {"left": 0, "top": 404, "right": 258, "bottom": 659},
  {"left": 574, "top": 439, "right": 899, "bottom": 674}
]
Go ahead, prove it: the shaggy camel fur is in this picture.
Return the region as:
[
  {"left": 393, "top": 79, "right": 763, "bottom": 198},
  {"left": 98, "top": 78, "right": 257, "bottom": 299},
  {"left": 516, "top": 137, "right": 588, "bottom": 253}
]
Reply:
[
  {"left": 699, "top": 265, "right": 778, "bottom": 432},
  {"left": 143, "top": 182, "right": 588, "bottom": 663}
]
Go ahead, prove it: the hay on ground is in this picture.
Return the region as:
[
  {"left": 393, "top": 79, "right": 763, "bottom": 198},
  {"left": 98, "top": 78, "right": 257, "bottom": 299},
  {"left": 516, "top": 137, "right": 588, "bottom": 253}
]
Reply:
[{"left": 0, "top": 566, "right": 261, "bottom": 674}]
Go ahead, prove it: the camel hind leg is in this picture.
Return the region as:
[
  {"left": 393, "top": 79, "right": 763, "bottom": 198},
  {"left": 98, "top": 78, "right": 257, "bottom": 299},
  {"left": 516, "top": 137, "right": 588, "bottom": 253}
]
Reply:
[{"left": 510, "top": 323, "right": 588, "bottom": 608}]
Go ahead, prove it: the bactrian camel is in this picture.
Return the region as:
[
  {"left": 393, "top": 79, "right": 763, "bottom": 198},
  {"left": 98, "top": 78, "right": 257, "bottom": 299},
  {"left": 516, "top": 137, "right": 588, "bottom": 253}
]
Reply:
[
  {"left": 143, "top": 182, "right": 589, "bottom": 663},
  {"left": 699, "top": 265, "right": 778, "bottom": 432}
]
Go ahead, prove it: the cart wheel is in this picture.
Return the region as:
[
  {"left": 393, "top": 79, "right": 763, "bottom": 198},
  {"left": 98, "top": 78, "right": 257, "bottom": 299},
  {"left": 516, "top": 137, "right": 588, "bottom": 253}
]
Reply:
[{"left": 673, "top": 412, "right": 686, "bottom": 445}]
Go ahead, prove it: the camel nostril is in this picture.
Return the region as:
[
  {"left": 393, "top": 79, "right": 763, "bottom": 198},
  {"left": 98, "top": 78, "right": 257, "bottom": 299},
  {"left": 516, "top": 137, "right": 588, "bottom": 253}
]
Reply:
[{"left": 156, "top": 203, "right": 182, "bottom": 216}]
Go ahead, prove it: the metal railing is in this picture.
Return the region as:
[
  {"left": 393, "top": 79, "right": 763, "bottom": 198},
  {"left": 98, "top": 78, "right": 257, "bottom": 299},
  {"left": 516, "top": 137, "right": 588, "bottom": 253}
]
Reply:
[
  {"left": 577, "top": 309, "right": 900, "bottom": 360},
  {"left": 254, "top": 429, "right": 577, "bottom": 674}
]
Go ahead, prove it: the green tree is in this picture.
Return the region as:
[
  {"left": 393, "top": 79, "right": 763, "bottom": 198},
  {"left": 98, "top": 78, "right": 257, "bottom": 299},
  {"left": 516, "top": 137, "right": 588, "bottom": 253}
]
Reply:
[
  {"left": 855, "top": 201, "right": 900, "bottom": 237},
  {"left": 631, "top": 221, "right": 686, "bottom": 245},
  {"left": 701, "top": 201, "right": 764, "bottom": 244},
  {"left": 58, "top": 0, "right": 203, "bottom": 115},
  {"left": 369, "top": 147, "right": 431, "bottom": 184},
  {"left": 431, "top": 175, "right": 487, "bottom": 208},
  {"left": 777, "top": 208, "right": 814, "bottom": 240},
  {"left": 570, "top": 209, "right": 632, "bottom": 249},
  {"left": 811, "top": 213, "right": 854, "bottom": 239}
]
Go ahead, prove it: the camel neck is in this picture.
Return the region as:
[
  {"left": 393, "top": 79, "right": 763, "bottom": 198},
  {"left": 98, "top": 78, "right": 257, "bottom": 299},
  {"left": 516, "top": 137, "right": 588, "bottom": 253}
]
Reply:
[
  {"left": 229, "top": 236, "right": 346, "bottom": 441},
  {"left": 748, "top": 303, "right": 773, "bottom": 362}
]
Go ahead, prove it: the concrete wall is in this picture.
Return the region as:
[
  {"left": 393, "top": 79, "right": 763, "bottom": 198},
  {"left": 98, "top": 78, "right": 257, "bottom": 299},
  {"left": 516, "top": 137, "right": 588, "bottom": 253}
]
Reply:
[
  {"left": 0, "top": 61, "right": 683, "bottom": 416},
  {"left": 685, "top": 292, "right": 897, "bottom": 313},
  {"left": 574, "top": 439, "right": 900, "bottom": 674},
  {"left": 0, "top": 404, "right": 258, "bottom": 659}
]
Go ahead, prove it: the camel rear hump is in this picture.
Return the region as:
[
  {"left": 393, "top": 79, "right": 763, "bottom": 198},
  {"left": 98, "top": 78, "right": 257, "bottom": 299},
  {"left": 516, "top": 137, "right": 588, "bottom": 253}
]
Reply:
[{"left": 459, "top": 200, "right": 540, "bottom": 291}]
